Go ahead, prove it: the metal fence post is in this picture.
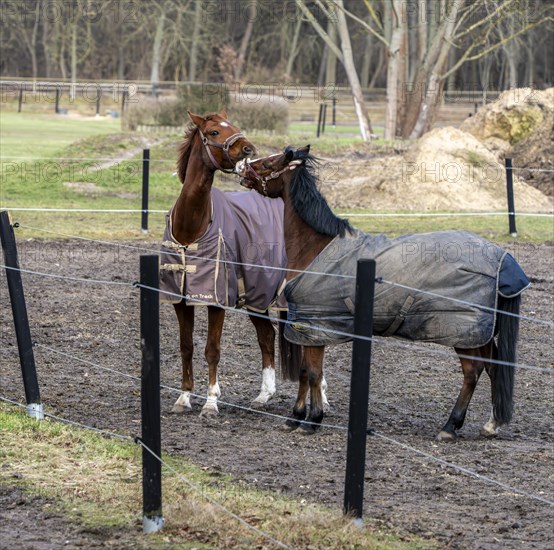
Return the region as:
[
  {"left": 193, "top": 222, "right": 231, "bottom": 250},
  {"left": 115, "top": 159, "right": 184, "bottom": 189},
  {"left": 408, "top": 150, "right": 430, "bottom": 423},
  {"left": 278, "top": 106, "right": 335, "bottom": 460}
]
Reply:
[
  {"left": 316, "top": 103, "right": 323, "bottom": 138},
  {"left": 142, "top": 149, "right": 150, "bottom": 233},
  {"left": 139, "top": 254, "right": 163, "bottom": 533},
  {"left": 505, "top": 158, "right": 517, "bottom": 237},
  {"left": 344, "top": 259, "right": 376, "bottom": 524},
  {"left": 0, "top": 211, "right": 43, "bottom": 419}
]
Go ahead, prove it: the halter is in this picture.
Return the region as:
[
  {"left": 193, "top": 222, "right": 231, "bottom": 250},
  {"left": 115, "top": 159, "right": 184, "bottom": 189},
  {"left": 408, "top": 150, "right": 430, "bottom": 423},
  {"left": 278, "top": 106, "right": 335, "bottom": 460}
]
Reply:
[
  {"left": 200, "top": 131, "right": 246, "bottom": 173},
  {"left": 241, "top": 159, "right": 301, "bottom": 196}
]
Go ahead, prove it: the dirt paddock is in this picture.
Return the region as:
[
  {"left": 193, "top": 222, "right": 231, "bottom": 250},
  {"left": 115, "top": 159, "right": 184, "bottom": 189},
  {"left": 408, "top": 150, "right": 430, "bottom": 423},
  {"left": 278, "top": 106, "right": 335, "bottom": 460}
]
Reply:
[{"left": 0, "top": 238, "right": 552, "bottom": 549}]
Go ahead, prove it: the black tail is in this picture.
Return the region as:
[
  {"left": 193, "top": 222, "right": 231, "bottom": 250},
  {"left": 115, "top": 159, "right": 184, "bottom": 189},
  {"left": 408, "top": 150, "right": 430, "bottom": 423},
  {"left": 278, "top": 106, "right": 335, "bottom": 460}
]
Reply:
[
  {"left": 279, "top": 310, "right": 302, "bottom": 381},
  {"left": 494, "top": 295, "right": 520, "bottom": 425}
]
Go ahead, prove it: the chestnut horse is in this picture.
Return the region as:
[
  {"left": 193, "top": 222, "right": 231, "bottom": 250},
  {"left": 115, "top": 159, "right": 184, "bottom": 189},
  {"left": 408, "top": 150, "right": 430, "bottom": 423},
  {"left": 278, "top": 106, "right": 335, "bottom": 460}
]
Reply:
[
  {"left": 166, "top": 111, "right": 286, "bottom": 417},
  {"left": 235, "top": 146, "right": 529, "bottom": 441}
]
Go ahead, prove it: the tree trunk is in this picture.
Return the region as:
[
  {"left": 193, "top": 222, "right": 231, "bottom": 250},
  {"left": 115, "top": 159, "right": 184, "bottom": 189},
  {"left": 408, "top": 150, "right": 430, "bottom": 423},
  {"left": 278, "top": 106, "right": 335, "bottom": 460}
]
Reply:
[
  {"left": 334, "top": 0, "right": 373, "bottom": 139},
  {"left": 70, "top": 21, "right": 77, "bottom": 99},
  {"left": 42, "top": 3, "right": 51, "bottom": 78},
  {"left": 189, "top": 0, "right": 202, "bottom": 81},
  {"left": 325, "top": 19, "right": 337, "bottom": 84},
  {"left": 407, "top": 0, "right": 465, "bottom": 138},
  {"left": 151, "top": 13, "right": 165, "bottom": 95},
  {"left": 385, "top": 0, "right": 403, "bottom": 140},
  {"left": 285, "top": 18, "right": 302, "bottom": 79},
  {"left": 360, "top": 32, "right": 373, "bottom": 89},
  {"left": 234, "top": 0, "right": 256, "bottom": 81}
]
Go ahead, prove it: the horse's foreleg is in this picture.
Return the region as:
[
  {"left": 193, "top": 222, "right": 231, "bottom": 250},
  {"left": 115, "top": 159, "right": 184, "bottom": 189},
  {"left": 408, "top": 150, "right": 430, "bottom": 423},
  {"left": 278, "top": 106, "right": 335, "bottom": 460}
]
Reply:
[
  {"left": 249, "top": 312, "right": 276, "bottom": 408},
  {"left": 480, "top": 341, "right": 501, "bottom": 438},
  {"left": 172, "top": 302, "right": 195, "bottom": 413},
  {"left": 300, "top": 346, "right": 326, "bottom": 435},
  {"left": 438, "top": 347, "right": 484, "bottom": 442},
  {"left": 200, "top": 306, "right": 225, "bottom": 418}
]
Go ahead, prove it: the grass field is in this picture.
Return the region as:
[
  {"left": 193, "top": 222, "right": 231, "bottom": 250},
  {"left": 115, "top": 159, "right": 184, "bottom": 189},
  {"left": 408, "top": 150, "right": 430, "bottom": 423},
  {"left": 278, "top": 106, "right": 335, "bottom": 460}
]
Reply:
[
  {"left": 1, "top": 112, "right": 552, "bottom": 243},
  {"left": 0, "top": 403, "right": 429, "bottom": 549}
]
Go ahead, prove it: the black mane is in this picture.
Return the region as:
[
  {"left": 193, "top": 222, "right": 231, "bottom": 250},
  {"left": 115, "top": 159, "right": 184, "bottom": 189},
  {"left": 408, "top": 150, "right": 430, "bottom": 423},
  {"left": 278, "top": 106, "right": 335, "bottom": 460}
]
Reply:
[{"left": 289, "top": 154, "right": 353, "bottom": 238}]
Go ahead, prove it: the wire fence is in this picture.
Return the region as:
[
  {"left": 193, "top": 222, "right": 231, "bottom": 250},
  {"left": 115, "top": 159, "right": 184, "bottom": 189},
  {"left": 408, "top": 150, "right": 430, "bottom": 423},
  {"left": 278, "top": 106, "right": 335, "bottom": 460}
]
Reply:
[{"left": 1, "top": 216, "right": 552, "bottom": 544}]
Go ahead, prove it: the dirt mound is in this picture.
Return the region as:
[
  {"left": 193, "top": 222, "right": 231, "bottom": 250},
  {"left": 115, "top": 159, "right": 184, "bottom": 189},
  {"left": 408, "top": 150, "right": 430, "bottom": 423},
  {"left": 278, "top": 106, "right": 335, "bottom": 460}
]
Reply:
[
  {"left": 511, "top": 117, "right": 554, "bottom": 196},
  {"left": 322, "top": 127, "right": 552, "bottom": 212},
  {"left": 461, "top": 87, "right": 553, "bottom": 145}
]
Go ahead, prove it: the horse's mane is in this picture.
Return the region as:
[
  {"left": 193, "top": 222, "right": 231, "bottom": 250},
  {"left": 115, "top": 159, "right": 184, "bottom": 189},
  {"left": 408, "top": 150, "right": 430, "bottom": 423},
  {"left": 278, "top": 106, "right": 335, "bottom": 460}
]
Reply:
[
  {"left": 176, "top": 113, "right": 222, "bottom": 183},
  {"left": 290, "top": 154, "right": 353, "bottom": 238},
  {"left": 176, "top": 124, "right": 198, "bottom": 183}
]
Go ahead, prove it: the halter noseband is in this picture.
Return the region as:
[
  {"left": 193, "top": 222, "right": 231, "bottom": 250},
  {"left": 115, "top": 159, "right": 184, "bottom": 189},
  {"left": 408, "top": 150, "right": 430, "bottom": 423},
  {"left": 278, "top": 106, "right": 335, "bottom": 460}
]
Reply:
[
  {"left": 201, "top": 131, "right": 245, "bottom": 173},
  {"left": 242, "top": 162, "right": 294, "bottom": 196}
]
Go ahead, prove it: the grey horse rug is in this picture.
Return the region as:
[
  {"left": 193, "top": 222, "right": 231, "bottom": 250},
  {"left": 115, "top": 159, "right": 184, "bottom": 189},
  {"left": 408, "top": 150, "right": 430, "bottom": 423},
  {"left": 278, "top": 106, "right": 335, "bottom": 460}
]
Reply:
[
  {"left": 160, "top": 188, "right": 287, "bottom": 312},
  {"left": 284, "top": 229, "right": 530, "bottom": 348}
]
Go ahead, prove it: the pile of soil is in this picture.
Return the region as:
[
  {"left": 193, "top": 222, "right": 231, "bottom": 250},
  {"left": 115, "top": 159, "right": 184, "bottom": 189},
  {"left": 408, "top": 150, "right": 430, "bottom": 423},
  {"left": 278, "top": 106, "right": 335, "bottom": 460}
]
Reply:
[
  {"left": 460, "top": 88, "right": 553, "bottom": 145},
  {"left": 511, "top": 117, "right": 554, "bottom": 196},
  {"left": 319, "top": 87, "right": 553, "bottom": 212}
]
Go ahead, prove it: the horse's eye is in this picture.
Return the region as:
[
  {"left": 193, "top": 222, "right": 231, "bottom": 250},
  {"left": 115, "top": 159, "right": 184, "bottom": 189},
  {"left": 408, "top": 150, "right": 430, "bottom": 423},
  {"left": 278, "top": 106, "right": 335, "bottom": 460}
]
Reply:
[{"left": 210, "top": 130, "right": 219, "bottom": 137}]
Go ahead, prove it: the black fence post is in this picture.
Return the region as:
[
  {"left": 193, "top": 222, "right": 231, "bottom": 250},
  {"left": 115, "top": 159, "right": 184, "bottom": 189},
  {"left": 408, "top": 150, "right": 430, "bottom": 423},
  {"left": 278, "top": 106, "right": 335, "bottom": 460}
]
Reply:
[
  {"left": 121, "top": 90, "right": 127, "bottom": 116},
  {"left": 96, "top": 92, "right": 101, "bottom": 116},
  {"left": 18, "top": 86, "right": 23, "bottom": 113},
  {"left": 332, "top": 96, "right": 337, "bottom": 127},
  {"left": 505, "top": 158, "right": 517, "bottom": 237},
  {"left": 139, "top": 254, "right": 163, "bottom": 533},
  {"left": 344, "top": 259, "right": 376, "bottom": 524},
  {"left": 142, "top": 149, "right": 150, "bottom": 233},
  {"left": 0, "top": 211, "right": 43, "bottom": 420},
  {"left": 316, "top": 103, "right": 323, "bottom": 138},
  {"left": 55, "top": 88, "right": 60, "bottom": 114},
  {"left": 322, "top": 103, "right": 327, "bottom": 134}
]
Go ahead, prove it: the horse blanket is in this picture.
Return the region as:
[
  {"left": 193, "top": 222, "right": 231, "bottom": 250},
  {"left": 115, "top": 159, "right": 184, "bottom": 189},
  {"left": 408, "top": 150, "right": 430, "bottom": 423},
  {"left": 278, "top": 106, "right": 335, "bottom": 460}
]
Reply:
[
  {"left": 284, "top": 229, "right": 530, "bottom": 347},
  {"left": 160, "top": 188, "right": 287, "bottom": 312}
]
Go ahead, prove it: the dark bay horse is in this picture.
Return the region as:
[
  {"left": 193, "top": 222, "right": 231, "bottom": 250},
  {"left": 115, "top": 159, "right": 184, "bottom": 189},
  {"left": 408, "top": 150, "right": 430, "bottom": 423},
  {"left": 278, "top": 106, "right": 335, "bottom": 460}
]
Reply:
[
  {"left": 162, "top": 111, "right": 289, "bottom": 417},
  {"left": 235, "top": 146, "right": 530, "bottom": 441}
]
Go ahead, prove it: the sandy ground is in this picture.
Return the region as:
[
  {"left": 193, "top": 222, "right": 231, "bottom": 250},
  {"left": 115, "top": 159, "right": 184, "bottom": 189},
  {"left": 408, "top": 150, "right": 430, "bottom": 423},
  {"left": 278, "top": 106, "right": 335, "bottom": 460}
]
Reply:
[{"left": 0, "top": 238, "right": 552, "bottom": 549}]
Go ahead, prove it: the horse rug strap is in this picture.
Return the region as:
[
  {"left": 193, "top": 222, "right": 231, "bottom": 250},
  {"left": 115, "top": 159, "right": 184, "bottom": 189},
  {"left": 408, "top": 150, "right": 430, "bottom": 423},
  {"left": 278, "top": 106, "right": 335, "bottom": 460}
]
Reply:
[
  {"left": 284, "top": 229, "right": 530, "bottom": 347},
  {"left": 160, "top": 188, "right": 287, "bottom": 311}
]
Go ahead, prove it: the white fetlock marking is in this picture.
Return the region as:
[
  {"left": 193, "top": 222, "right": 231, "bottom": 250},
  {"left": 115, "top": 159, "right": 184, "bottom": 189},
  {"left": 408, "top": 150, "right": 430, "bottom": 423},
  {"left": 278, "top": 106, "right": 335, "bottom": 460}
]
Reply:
[
  {"left": 174, "top": 391, "right": 191, "bottom": 409},
  {"left": 253, "top": 368, "right": 276, "bottom": 404},
  {"left": 321, "top": 375, "right": 330, "bottom": 409},
  {"left": 203, "top": 382, "right": 221, "bottom": 412},
  {"left": 482, "top": 411, "right": 499, "bottom": 435}
]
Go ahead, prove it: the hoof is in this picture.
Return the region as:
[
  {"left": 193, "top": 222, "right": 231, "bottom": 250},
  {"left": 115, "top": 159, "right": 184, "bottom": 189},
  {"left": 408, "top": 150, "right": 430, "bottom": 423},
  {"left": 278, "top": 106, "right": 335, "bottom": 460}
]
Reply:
[
  {"left": 299, "top": 422, "right": 318, "bottom": 435},
  {"left": 171, "top": 403, "right": 191, "bottom": 414},
  {"left": 480, "top": 427, "right": 499, "bottom": 438},
  {"left": 437, "top": 430, "right": 457, "bottom": 442},
  {"left": 283, "top": 419, "right": 300, "bottom": 432},
  {"left": 250, "top": 399, "right": 268, "bottom": 410},
  {"left": 199, "top": 406, "right": 218, "bottom": 419}
]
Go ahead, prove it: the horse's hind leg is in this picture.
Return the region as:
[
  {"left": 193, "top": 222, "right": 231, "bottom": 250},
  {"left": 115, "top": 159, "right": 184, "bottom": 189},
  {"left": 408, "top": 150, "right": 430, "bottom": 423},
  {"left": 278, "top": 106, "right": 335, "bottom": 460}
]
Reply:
[
  {"left": 438, "top": 347, "right": 485, "bottom": 442},
  {"left": 285, "top": 361, "right": 310, "bottom": 431},
  {"left": 200, "top": 306, "right": 225, "bottom": 418},
  {"left": 480, "top": 341, "right": 501, "bottom": 438},
  {"left": 299, "top": 346, "right": 326, "bottom": 435},
  {"left": 249, "top": 312, "right": 276, "bottom": 408},
  {"left": 172, "top": 302, "right": 195, "bottom": 414}
]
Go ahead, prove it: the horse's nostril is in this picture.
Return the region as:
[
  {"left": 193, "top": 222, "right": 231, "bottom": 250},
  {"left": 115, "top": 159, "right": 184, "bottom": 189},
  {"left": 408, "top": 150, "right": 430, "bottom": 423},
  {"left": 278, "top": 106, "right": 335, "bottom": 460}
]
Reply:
[{"left": 242, "top": 145, "right": 253, "bottom": 156}]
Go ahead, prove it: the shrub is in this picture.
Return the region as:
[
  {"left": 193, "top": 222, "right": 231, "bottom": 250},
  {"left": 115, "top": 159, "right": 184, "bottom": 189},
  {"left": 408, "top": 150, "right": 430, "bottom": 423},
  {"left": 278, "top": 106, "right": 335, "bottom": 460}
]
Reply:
[{"left": 228, "top": 95, "right": 289, "bottom": 134}]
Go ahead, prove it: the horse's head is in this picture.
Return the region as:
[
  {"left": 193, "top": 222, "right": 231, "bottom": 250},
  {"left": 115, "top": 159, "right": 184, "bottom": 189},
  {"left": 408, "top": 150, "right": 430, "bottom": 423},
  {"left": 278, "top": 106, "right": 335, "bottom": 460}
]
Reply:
[
  {"left": 235, "top": 145, "right": 311, "bottom": 198},
  {"left": 188, "top": 110, "right": 256, "bottom": 173}
]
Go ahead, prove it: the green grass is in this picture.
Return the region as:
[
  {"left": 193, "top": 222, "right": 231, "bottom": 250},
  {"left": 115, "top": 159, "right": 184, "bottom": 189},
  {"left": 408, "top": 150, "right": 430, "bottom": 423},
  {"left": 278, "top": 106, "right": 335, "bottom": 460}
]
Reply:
[
  {"left": 0, "top": 112, "right": 120, "bottom": 159},
  {"left": 0, "top": 114, "right": 551, "bottom": 243},
  {"left": 0, "top": 403, "right": 431, "bottom": 549}
]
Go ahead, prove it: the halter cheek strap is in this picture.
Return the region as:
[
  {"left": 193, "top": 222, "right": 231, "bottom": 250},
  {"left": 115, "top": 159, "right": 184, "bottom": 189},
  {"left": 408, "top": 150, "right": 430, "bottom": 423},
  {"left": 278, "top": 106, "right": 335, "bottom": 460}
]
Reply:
[
  {"left": 245, "top": 163, "right": 295, "bottom": 196},
  {"left": 201, "top": 132, "right": 245, "bottom": 173}
]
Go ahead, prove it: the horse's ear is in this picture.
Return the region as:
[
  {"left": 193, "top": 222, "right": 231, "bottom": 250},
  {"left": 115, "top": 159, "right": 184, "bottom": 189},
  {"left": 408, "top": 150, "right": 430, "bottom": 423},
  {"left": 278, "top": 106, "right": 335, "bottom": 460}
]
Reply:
[
  {"left": 285, "top": 149, "right": 295, "bottom": 162},
  {"left": 188, "top": 111, "right": 205, "bottom": 128},
  {"left": 218, "top": 109, "right": 228, "bottom": 120},
  {"left": 295, "top": 145, "right": 311, "bottom": 159}
]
